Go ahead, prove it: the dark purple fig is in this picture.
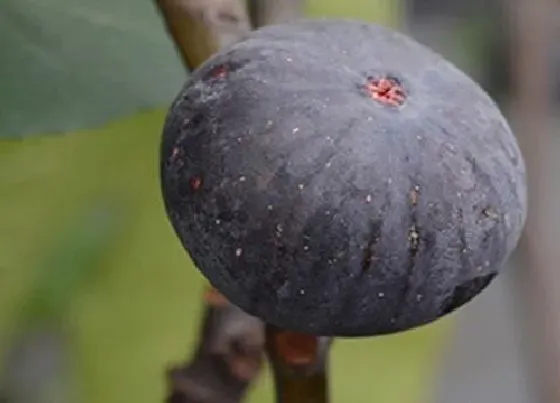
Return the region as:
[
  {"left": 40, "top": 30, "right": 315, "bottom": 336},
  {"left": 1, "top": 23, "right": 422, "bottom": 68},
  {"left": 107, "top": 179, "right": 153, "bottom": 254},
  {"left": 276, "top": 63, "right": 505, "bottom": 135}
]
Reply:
[{"left": 160, "top": 19, "right": 527, "bottom": 337}]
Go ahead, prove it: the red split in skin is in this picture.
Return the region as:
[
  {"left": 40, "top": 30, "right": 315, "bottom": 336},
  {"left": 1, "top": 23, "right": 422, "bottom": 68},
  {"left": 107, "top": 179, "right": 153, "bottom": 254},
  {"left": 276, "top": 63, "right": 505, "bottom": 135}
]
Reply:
[
  {"left": 210, "top": 64, "right": 228, "bottom": 79},
  {"left": 365, "top": 77, "right": 406, "bottom": 106},
  {"left": 190, "top": 176, "right": 202, "bottom": 191}
]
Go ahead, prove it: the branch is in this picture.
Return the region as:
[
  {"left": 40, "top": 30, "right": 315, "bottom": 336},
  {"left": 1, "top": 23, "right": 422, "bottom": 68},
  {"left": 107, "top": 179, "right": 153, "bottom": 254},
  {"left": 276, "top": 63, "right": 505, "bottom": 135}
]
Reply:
[
  {"left": 247, "top": 0, "right": 305, "bottom": 28},
  {"left": 154, "top": 0, "right": 252, "bottom": 71},
  {"left": 165, "top": 288, "right": 264, "bottom": 403}
]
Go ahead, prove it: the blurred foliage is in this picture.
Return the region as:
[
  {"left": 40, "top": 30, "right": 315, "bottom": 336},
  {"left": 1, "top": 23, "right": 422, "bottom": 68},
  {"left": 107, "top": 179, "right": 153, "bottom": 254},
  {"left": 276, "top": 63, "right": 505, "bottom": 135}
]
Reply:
[
  {"left": 0, "top": 1, "right": 451, "bottom": 402},
  {"left": 407, "top": 1, "right": 511, "bottom": 103},
  {"left": 447, "top": 8, "right": 511, "bottom": 102},
  {"left": 306, "top": 0, "right": 402, "bottom": 26},
  {"left": 17, "top": 205, "right": 124, "bottom": 329}
]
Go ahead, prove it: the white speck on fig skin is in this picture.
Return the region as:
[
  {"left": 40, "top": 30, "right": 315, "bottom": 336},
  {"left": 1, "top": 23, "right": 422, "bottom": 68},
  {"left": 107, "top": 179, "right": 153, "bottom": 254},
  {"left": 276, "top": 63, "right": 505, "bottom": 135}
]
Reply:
[
  {"left": 239, "top": 176, "right": 246, "bottom": 182},
  {"left": 267, "top": 204, "right": 273, "bottom": 211},
  {"left": 298, "top": 183, "right": 304, "bottom": 190},
  {"left": 483, "top": 208, "right": 500, "bottom": 220},
  {"left": 416, "top": 294, "right": 423, "bottom": 301},
  {"left": 366, "top": 194, "right": 372, "bottom": 203},
  {"left": 190, "top": 176, "right": 202, "bottom": 191},
  {"left": 235, "top": 248, "right": 243, "bottom": 257},
  {"left": 292, "top": 127, "right": 299, "bottom": 134},
  {"left": 299, "top": 289, "right": 305, "bottom": 295},
  {"left": 409, "top": 225, "right": 420, "bottom": 250},
  {"left": 303, "top": 245, "right": 309, "bottom": 251},
  {"left": 378, "top": 292, "right": 385, "bottom": 298}
]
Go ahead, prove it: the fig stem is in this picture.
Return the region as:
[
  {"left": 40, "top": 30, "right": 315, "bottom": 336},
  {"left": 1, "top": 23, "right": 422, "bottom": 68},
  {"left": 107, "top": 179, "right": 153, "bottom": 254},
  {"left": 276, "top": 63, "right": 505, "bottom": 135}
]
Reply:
[{"left": 265, "top": 324, "right": 331, "bottom": 403}]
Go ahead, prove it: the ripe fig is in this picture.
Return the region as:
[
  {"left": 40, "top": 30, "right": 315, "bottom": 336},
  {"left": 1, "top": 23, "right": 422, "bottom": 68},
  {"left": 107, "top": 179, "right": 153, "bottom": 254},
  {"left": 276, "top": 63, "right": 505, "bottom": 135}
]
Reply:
[{"left": 160, "top": 20, "right": 527, "bottom": 337}]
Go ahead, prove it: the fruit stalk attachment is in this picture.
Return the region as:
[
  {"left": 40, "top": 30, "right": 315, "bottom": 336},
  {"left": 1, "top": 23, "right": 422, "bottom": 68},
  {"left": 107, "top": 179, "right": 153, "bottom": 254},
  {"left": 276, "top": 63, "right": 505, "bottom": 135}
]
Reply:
[{"left": 265, "top": 325, "right": 331, "bottom": 403}]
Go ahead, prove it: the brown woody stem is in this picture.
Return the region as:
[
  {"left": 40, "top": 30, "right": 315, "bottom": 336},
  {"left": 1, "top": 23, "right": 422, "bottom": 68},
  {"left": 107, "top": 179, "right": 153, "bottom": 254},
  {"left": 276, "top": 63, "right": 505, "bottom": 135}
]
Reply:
[
  {"left": 265, "top": 324, "right": 331, "bottom": 403},
  {"left": 165, "top": 287, "right": 264, "bottom": 403},
  {"left": 154, "top": 0, "right": 251, "bottom": 71}
]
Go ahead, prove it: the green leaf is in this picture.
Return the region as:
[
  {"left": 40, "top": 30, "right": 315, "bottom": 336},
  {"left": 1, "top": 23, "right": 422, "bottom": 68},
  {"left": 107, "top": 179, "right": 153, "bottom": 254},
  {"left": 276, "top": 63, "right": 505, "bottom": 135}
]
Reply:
[
  {"left": 0, "top": 0, "right": 186, "bottom": 138},
  {"left": 0, "top": 0, "right": 404, "bottom": 139}
]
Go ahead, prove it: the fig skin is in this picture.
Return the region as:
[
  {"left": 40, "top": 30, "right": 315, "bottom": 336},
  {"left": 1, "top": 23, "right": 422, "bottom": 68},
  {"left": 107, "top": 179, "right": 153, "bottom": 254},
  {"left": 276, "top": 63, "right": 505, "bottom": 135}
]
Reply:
[{"left": 160, "top": 19, "right": 527, "bottom": 337}]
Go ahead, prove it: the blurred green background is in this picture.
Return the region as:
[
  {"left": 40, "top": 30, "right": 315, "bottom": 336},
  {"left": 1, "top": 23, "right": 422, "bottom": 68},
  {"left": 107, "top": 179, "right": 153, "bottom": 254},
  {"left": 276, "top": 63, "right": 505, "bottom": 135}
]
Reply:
[{"left": 2, "top": 0, "right": 546, "bottom": 402}]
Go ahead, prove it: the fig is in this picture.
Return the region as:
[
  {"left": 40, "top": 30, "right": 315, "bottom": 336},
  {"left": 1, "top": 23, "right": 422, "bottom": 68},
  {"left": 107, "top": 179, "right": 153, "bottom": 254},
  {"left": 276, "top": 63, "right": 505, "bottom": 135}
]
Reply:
[{"left": 160, "top": 19, "right": 527, "bottom": 337}]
